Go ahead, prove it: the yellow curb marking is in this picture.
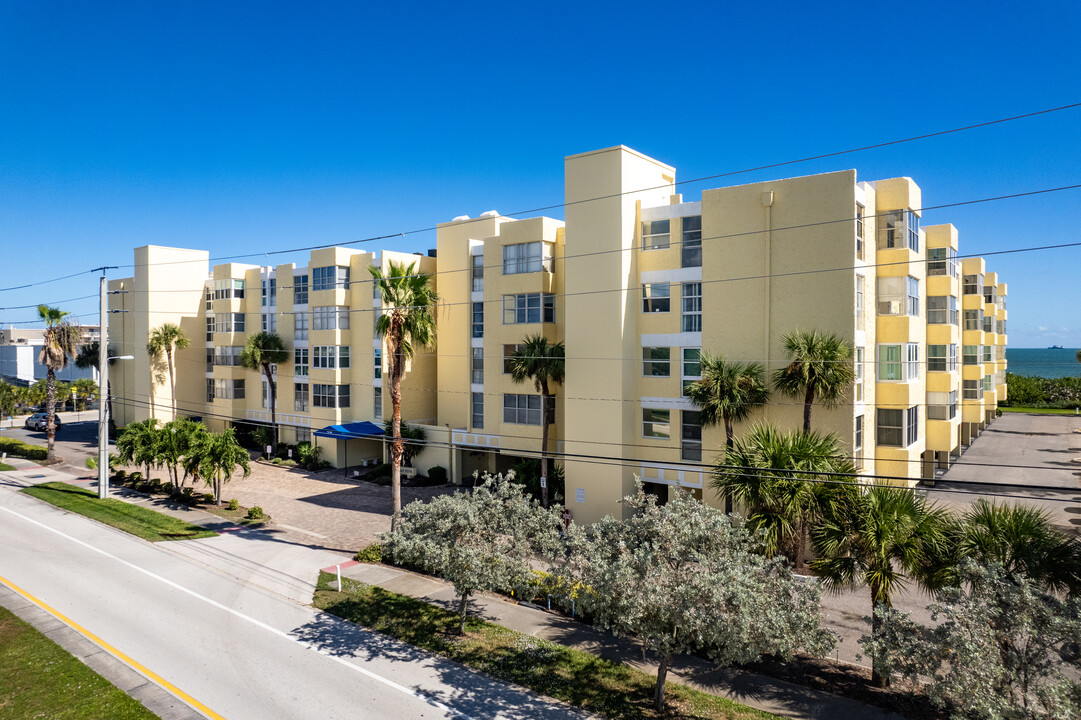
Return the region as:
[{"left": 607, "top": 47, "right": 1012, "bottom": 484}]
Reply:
[{"left": 0, "top": 574, "right": 226, "bottom": 720}]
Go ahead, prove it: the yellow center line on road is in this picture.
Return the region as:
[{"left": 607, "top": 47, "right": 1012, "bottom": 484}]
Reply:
[{"left": 0, "top": 573, "right": 227, "bottom": 720}]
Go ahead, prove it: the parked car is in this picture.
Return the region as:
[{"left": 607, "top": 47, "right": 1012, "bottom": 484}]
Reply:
[{"left": 24, "top": 413, "right": 62, "bottom": 431}]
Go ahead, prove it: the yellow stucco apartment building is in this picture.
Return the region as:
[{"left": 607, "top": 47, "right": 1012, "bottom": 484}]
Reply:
[{"left": 108, "top": 146, "right": 1007, "bottom": 524}]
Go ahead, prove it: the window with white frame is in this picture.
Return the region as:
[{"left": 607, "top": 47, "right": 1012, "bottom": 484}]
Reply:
[
  {"left": 471, "top": 348, "right": 484, "bottom": 384},
  {"left": 503, "top": 394, "right": 546, "bottom": 426},
  {"left": 855, "top": 275, "right": 864, "bottom": 329},
  {"left": 964, "top": 308, "right": 983, "bottom": 331},
  {"left": 877, "top": 343, "right": 919, "bottom": 381},
  {"left": 982, "top": 345, "right": 993, "bottom": 363},
  {"left": 927, "top": 247, "right": 958, "bottom": 277},
  {"left": 877, "top": 275, "right": 919, "bottom": 316},
  {"left": 907, "top": 210, "right": 920, "bottom": 252},
  {"left": 681, "top": 410, "right": 702, "bottom": 461},
  {"left": 963, "top": 379, "right": 981, "bottom": 399},
  {"left": 471, "top": 254, "right": 483, "bottom": 292},
  {"left": 206, "top": 348, "right": 213, "bottom": 372},
  {"left": 963, "top": 345, "right": 981, "bottom": 365},
  {"left": 373, "top": 348, "right": 381, "bottom": 380},
  {"left": 262, "top": 277, "right": 277, "bottom": 307},
  {"left": 907, "top": 276, "right": 920, "bottom": 316},
  {"left": 642, "top": 347, "right": 671, "bottom": 377},
  {"left": 206, "top": 378, "right": 214, "bottom": 402},
  {"left": 471, "top": 301, "right": 483, "bottom": 338},
  {"left": 296, "top": 427, "right": 311, "bottom": 444},
  {"left": 294, "top": 348, "right": 308, "bottom": 376},
  {"left": 928, "top": 344, "right": 958, "bottom": 372},
  {"left": 643, "top": 408, "right": 671, "bottom": 439},
  {"left": 294, "top": 382, "right": 309, "bottom": 412},
  {"left": 877, "top": 406, "right": 917, "bottom": 447},
  {"left": 293, "top": 274, "right": 308, "bottom": 305},
  {"left": 262, "top": 380, "right": 271, "bottom": 410},
  {"left": 313, "top": 306, "right": 349, "bottom": 331},
  {"left": 373, "top": 389, "right": 382, "bottom": 419},
  {"left": 213, "top": 378, "right": 245, "bottom": 399},
  {"left": 927, "top": 296, "right": 958, "bottom": 325},
  {"left": 205, "top": 286, "right": 212, "bottom": 311},
  {"left": 681, "top": 216, "right": 702, "bottom": 267},
  {"left": 855, "top": 204, "right": 865, "bottom": 258},
  {"left": 503, "top": 293, "right": 555, "bottom": 324},
  {"left": 982, "top": 315, "right": 993, "bottom": 333},
  {"left": 214, "top": 313, "right": 246, "bottom": 333},
  {"left": 854, "top": 415, "right": 864, "bottom": 464},
  {"left": 294, "top": 311, "right": 308, "bottom": 341},
  {"left": 642, "top": 219, "right": 670, "bottom": 250},
  {"left": 854, "top": 347, "right": 864, "bottom": 401},
  {"left": 312, "top": 345, "right": 350, "bottom": 369},
  {"left": 312, "top": 266, "right": 349, "bottom": 291},
  {"left": 213, "top": 278, "right": 245, "bottom": 300},
  {"left": 682, "top": 348, "right": 702, "bottom": 396},
  {"left": 502, "top": 242, "right": 552, "bottom": 274},
  {"left": 682, "top": 282, "right": 702, "bottom": 332},
  {"left": 983, "top": 374, "right": 992, "bottom": 392},
  {"left": 927, "top": 390, "right": 957, "bottom": 421},
  {"left": 642, "top": 282, "right": 670, "bottom": 313},
  {"left": 471, "top": 392, "right": 483, "bottom": 429},
  {"left": 963, "top": 274, "right": 983, "bottom": 296},
  {"left": 206, "top": 316, "right": 214, "bottom": 341},
  {"left": 262, "top": 311, "right": 276, "bottom": 333},
  {"left": 213, "top": 346, "right": 243, "bottom": 366},
  {"left": 313, "top": 383, "right": 349, "bottom": 408}
]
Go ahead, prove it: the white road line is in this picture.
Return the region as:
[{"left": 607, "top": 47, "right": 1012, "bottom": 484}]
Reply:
[
  {"left": 274, "top": 523, "right": 329, "bottom": 539},
  {"left": 0, "top": 504, "right": 475, "bottom": 720}
]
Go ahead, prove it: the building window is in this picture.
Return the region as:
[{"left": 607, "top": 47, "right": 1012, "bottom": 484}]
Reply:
[
  {"left": 854, "top": 415, "right": 864, "bottom": 463},
  {"left": 681, "top": 216, "right": 702, "bottom": 268},
  {"left": 313, "top": 383, "right": 349, "bottom": 408},
  {"left": 877, "top": 275, "right": 919, "bottom": 316},
  {"left": 963, "top": 345, "right": 981, "bottom": 365},
  {"left": 214, "top": 313, "right": 246, "bottom": 334},
  {"left": 964, "top": 309, "right": 983, "bottom": 331},
  {"left": 205, "top": 286, "right": 212, "bottom": 311},
  {"left": 472, "top": 348, "right": 484, "bottom": 385},
  {"left": 927, "top": 296, "right": 958, "bottom": 325},
  {"left": 643, "top": 408, "right": 671, "bottom": 439},
  {"left": 471, "top": 392, "right": 483, "bottom": 429},
  {"left": 471, "top": 254, "right": 484, "bottom": 292},
  {"left": 682, "top": 348, "right": 702, "bottom": 396},
  {"left": 503, "top": 293, "right": 555, "bottom": 324},
  {"left": 878, "top": 343, "right": 918, "bottom": 381},
  {"left": 472, "top": 301, "right": 484, "bottom": 338},
  {"left": 855, "top": 347, "right": 864, "bottom": 401},
  {"left": 374, "top": 348, "right": 382, "bottom": 380},
  {"left": 907, "top": 211, "right": 920, "bottom": 252},
  {"left": 206, "top": 379, "right": 215, "bottom": 402},
  {"left": 312, "top": 266, "right": 350, "bottom": 291},
  {"left": 294, "top": 348, "right": 309, "bottom": 376},
  {"left": 682, "top": 282, "right": 702, "bottom": 332},
  {"left": 963, "top": 379, "right": 981, "bottom": 400},
  {"left": 503, "top": 394, "right": 545, "bottom": 426},
  {"left": 294, "top": 274, "right": 308, "bottom": 305},
  {"left": 213, "top": 379, "right": 245, "bottom": 400},
  {"left": 982, "top": 315, "right": 993, "bottom": 333},
  {"left": 642, "top": 219, "right": 670, "bottom": 250},
  {"left": 262, "top": 311, "right": 277, "bottom": 333},
  {"left": 294, "top": 311, "right": 309, "bottom": 341},
  {"left": 983, "top": 345, "right": 993, "bottom": 363},
  {"left": 296, "top": 427, "right": 311, "bottom": 444},
  {"left": 213, "top": 346, "right": 244, "bottom": 367},
  {"left": 313, "top": 306, "right": 349, "bottom": 331},
  {"left": 642, "top": 282, "right": 670, "bottom": 313},
  {"left": 213, "top": 278, "right": 245, "bottom": 300},
  {"left": 642, "top": 347, "right": 671, "bottom": 377},
  {"left": 373, "top": 389, "right": 382, "bottom": 419},
  {"left": 312, "top": 346, "right": 350, "bottom": 369},
  {"left": 983, "top": 286, "right": 997, "bottom": 305},
  {"left": 877, "top": 406, "right": 917, "bottom": 447},
  {"left": 927, "top": 390, "right": 957, "bottom": 421},
  {"left": 294, "top": 382, "right": 309, "bottom": 412},
  {"left": 503, "top": 344, "right": 524, "bottom": 373},
  {"left": 855, "top": 275, "right": 864, "bottom": 330},
  {"left": 206, "top": 316, "right": 214, "bottom": 341},
  {"left": 262, "top": 277, "right": 277, "bottom": 307},
  {"left": 262, "top": 380, "right": 271, "bottom": 410},
  {"left": 206, "top": 348, "right": 213, "bottom": 372},
  {"left": 855, "top": 204, "right": 865, "bottom": 259},
  {"left": 963, "top": 274, "right": 983, "bottom": 296},
  {"left": 681, "top": 410, "right": 702, "bottom": 461},
  {"left": 928, "top": 344, "right": 958, "bottom": 372},
  {"left": 502, "top": 242, "right": 552, "bottom": 274},
  {"left": 927, "top": 247, "right": 958, "bottom": 277}
]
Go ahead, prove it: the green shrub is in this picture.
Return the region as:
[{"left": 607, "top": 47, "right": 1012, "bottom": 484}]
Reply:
[
  {"left": 0, "top": 437, "right": 47, "bottom": 461},
  {"left": 113, "top": 469, "right": 127, "bottom": 481},
  {"left": 371, "top": 462, "right": 391, "bottom": 478},
  {"left": 161, "top": 482, "right": 174, "bottom": 495},
  {"left": 227, "top": 498, "right": 239, "bottom": 511},
  {"left": 129, "top": 471, "right": 143, "bottom": 484},
  {"left": 202, "top": 493, "right": 215, "bottom": 503},
  {"left": 278, "top": 458, "right": 297, "bottom": 467},
  {"left": 354, "top": 543, "right": 383, "bottom": 563},
  {"left": 427, "top": 466, "right": 448, "bottom": 484},
  {"left": 246, "top": 506, "right": 264, "bottom": 520}
]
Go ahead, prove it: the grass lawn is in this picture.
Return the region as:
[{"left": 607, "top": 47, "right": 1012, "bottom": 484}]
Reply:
[
  {"left": 0, "top": 462, "right": 14, "bottom": 471},
  {"left": 313, "top": 573, "right": 779, "bottom": 720},
  {"left": 0, "top": 604, "right": 159, "bottom": 719},
  {"left": 22, "top": 482, "right": 217, "bottom": 542},
  {"left": 998, "top": 406, "right": 1079, "bottom": 415}
]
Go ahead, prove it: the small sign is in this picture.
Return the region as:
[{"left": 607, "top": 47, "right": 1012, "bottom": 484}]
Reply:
[
  {"left": 539, "top": 476, "right": 547, "bottom": 489},
  {"left": 575, "top": 488, "right": 585, "bottom": 504}
]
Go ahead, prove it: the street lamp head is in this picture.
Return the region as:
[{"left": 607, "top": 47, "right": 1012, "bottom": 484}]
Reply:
[{"left": 108, "top": 355, "right": 135, "bottom": 360}]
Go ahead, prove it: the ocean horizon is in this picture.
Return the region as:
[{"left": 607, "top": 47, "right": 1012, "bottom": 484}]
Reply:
[{"left": 1005, "top": 347, "right": 1081, "bottom": 379}]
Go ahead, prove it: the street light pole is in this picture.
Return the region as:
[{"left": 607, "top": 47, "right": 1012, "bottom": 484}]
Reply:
[{"left": 98, "top": 275, "right": 109, "bottom": 499}]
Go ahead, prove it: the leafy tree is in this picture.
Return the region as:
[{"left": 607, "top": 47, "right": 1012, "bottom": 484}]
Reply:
[
  {"left": 147, "top": 323, "right": 190, "bottom": 417},
  {"left": 0, "top": 380, "right": 15, "bottom": 417},
  {"left": 772, "top": 330, "right": 855, "bottom": 432},
  {"left": 555, "top": 483, "right": 834, "bottom": 711},
  {"left": 37, "top": 305, "right": 83, "bottom": 460},
  {"left": 508, "top": 335, "right": 566, "bottom": 508},
  {"left": 381, "top": 475, "right": 562, "bottom": 634},
  {"left": 75, "top": 341, "right": 115, "bottom": 424},
  {"left": 952, "top": 500, "right": 1081, "bottom": 596},
  {"left": 864, "top": 562, "right": 1081, "bottom": 719},
  {"left": 510, "top": 457, "right": 565, "bottom": 504},
  {"left": 72, "top": 378, "right": 99, "bottom": 411},
  {"left": 158, "top": 418, "right": 206, "bottom": 490},
  {"left": 238, "top": 331, "right": 289, "bottom": 455},
  {"left": 185, "top": 427, "right": 251, "bottom": 505},
  {"left": 711, "top": 423, "right": 855, "bottom": 567},
  {"left": 811, "top": 484, "right": 950, "bottom": 687},
  {"left": 381, "top": 419, "right": 426, "bottom": 467},
  {"left": 369, "top": 260, "right": 439, "bottom": 528},
  {"left": 115, "top": 418, "right": 162, "bottom": 481}
]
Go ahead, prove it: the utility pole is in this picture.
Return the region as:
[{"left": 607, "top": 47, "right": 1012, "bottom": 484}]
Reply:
[{"left": 97, "top": 273, "right": 109, "bottom": 499}]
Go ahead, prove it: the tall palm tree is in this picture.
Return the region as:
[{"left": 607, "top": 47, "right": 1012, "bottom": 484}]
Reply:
[
  {"left": 509, "top": 335, "right": 565, "bottom": 508},
  {"left": 954, "top": 499, "right": 1081, "bottom": 596},
  {"left": 811, "top": 485, "right": 951, "bottom": 687},
  {"left": 37, "top": 305, "right": 83, "bottom": 461},
  {"left": 772, "top": 330, "right": 855, "bottom": 433},
  {"left": 712, "top": 423, "right": 856, "bottom": 567},
  {"left": 239, "top": 331, "right": 289, "bottom": 455},
  {"left": 147, "top": 323, "right": 190, "bottom": 418},
  {"left": 186, "top": 427, "right": 251, "bottom": 506},
  {"left": 369, "top": 260, "right": 439, "bottom": 528}
]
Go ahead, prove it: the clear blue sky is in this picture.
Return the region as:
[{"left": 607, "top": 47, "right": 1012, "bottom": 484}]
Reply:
[{"left": 2, "top": 1, "right": 1079, "bottom": 348}]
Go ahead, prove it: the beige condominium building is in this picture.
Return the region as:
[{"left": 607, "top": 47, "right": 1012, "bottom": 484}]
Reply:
[{"left": 109, "top": 145, "right": 1007, "bottom": 524}]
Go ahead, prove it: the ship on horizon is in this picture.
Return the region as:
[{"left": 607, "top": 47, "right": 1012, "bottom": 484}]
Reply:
[{"left": 1048, "top": 344, "right": 1065, "bottom": 349}]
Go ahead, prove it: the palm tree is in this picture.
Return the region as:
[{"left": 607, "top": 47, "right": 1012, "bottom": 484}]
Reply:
[
  {"left": 509, "top": 335, "right": 566, "bottom": 508},
  {"left": 71, "top": 378, "right": 98, "bottom": 411},
  {"left": 37, "top": 305, "right": 83, "bottom": 461},
  {"left": 369, "top": 260, "right": 439, "bottom": 528},
  {"left": 811, "top": 485, "right": 950, "bottom": 687},
  {"left": 115, "top": 418, "right": 161, "bottom": 483},
  {"left": 712, "top": 423, "right": 856, "bottom": 568},
  {"left": 0, "top": 380, "right": 16, "bottom": 417},
  {"left": 772, "top": 330, "right": 855, "bottom": 433},
  {"left": 186, "top": 427, "right": 251, "bottom": 506},
  {"left": 954, "top": 499, "right": 1081, "bottom": 596},
  {"left": 147, "top": 323, "right": 190, "bottom": 418},
  {"left": 239, "top": 331, "right": 289, "bottom": 455}
]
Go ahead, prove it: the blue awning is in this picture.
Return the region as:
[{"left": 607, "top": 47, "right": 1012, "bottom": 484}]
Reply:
[{"left": 313, "top": 421, "right": 386, "bottom": 440}]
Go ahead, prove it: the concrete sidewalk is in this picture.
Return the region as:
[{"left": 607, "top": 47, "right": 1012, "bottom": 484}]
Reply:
[{"left": 338, "top": 562, "right": 904, "bottom": 720}]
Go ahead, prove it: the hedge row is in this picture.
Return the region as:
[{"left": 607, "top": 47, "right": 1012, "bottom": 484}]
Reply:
[{"left": 0, "top": 437, "right": 48, "bottom": 461}]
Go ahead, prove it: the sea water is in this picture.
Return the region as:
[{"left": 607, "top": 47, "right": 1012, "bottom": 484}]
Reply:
[{"left": 1005, "top": 348, "right": 1081, "bottom": 379}]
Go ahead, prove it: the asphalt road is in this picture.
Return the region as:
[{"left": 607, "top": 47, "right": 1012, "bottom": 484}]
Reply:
[{"left": 0, "top": 482, "right": 585, "bottom": 719}]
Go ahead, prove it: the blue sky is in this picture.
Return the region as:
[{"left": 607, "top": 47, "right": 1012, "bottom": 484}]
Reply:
[{"left": 1, "top": 1, "right": 1079, "bottom": 348}]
